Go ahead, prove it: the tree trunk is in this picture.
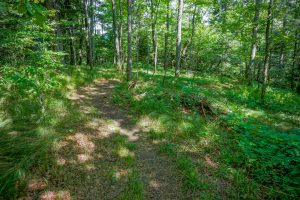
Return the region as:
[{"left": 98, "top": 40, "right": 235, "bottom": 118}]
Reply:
[
  {"left": 261, "top": 0, "right": 273, "bottom": 101},
  {"left": 175, "top": 0, "right": 184, "bottom": 77},
  {"left": 127, "top": 0, "right": 133, "bottom": 81},
  {"left": 150, "top": 0, "right": 158, "bottom": 74},
  {"left": 247, "top": 0, "right": 261, "bottom": 85},
  {"left": 119, "top": 0, "right": 124, "bottom": 70},
  {"left": 69, "top": 24, "right": 76, "bottom": 65},
  {"left": 78, "top": 17, "right": 84, "bottom": 65},
  {"left": 182, "top": 3, "right": 196, "bottom": 69},
  {"left": 112, "top": 0, "right": 121, "bottom": 70},
  {"left": 291, "top": 30, "right": 299, "bottom": 90},
  {"left": 163, "top": 0, "right": 170, "bottom": 84},
  {"left": 84, "top": 0, "right": 92, "bottom": 68},
  {"left": 164, "top": 0, "right": 170, "bottom": 70},
  {"left": 279, "top": 16, "right": 287, "bottom": 69},
  {"left": 136, "top": 18, "right": 141, "bottom": 63},
  {"left": 90, "top": 0, "right": 95, "bottom": 65}
]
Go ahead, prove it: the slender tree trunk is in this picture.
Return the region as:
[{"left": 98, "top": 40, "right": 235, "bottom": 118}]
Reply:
[
  {"left": 84, "top": 0, "right": 92, "bottom": 68},
  {"left": 127, "top": 0, "right": 133, "bottom": 81},
  {"left": 188, "top": 5, "right": 196, "bottom": 70},
  {"left": 150, "top": 0, "right": 158, "bottom": 74},
  {"left": 163, "top": 0, "right": 170, "bottom": 85},
  {"left": 175, "top": 0, "right": 184, "bottom": 77},
  {"left": 291, "top": 1, "right": 300, "bottom": 91},
  {"left": 256, "top": 61, "right": 262, "bottom": 82},
  {"left": 69, "top": 24, "right": 76, "bottom": 65},
  {"left": 182, "top": 3, "right": 196, "bottom": 69},
  {"left": 119, "top": 0, "right": 124, "bottom": 69},
  {"left": 164, "top": 0, "right": 170, "bottom": 70},
  {"left": 261, "top": 0, "right": 273, "bottom": 101},
  {"left": 112, "top": 0, "right": 121, "bottom": 70},
  {"left": 55, "top": 11, "right": 64, "bottom": 64},
  {"left": 78, "top": 17, "right": 84, "bottom": 65},
  {"left": 90, "top": 0, "right": 95, "bottom": 65},
  {"left": 247, "top": 0, "right": 261, "bottom": 85},
  {"left": 291, "top": 30, "right": 299, "bottom": 90},
  {"left": 297, "top": 57, "right": 300, "bottom": 94},
  {"left": 279, "top": 16, "right": 287, "bottom": 68},
  {"left": 136, "top": 16, "right": 141, "bottom": 63},
  {"left": 147, "top": 41, "right": 150, "bottom": 75}
]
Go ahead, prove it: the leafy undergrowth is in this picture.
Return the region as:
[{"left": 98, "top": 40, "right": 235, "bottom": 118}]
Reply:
[
  {"left": 113, "top": 68, "right": 300, "bottom": 199},
  {"left": 0, "top": 64, "right": 117, "bottom": 198}
]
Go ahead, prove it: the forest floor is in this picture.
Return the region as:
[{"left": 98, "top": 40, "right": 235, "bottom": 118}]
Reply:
[
  {"left": 25, "top": 79, "right": 184, "bottom": 200},
  {"left": 1, "top": 66, "right": 299, "bottom": 199}
]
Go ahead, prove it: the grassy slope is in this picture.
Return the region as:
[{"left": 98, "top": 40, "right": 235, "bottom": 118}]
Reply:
[{"left": 113, "top": 67, "right": 300, "bottom": 199}]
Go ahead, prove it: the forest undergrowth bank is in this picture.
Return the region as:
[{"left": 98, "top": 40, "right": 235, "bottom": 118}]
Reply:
[{"left": 113, "top": 68, "right": 300, "bottom": 199}]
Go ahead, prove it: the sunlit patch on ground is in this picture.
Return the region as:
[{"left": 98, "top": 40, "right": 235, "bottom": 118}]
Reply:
[
  {"left": 84, "top": 163, "right": 96, "bottom": 171},
  {"left": 27, "top": 179, "right": 47, "bottom": 191},
  {"left": 85, "top": 118, "right": 104, "bottom": 129},
  {"left": 67, "top": 133, "right": 95, "bottom": 153},
  {"left": 40, "top": 190, "right": 71, "bottom": 200},
  {"left": 204, "top": 155, "right": 218, "bottom": 168},
  {"left": 77, "top": 154, "right": 93, "bottom": 163},
  {"left": 56, "top": 158, "right": 66, "bottom": 166},
  {"left": 149, "top": 179, "right": 160, "bottom": 189},
  {"left": 113, "top": 169, "right": 129, "bottom": 181},
  {"left": 118, "top": 147, "right": 134, "bottom": 158},
  {"left": 53, "top": 141, "right": 69, "bottom": 151}
]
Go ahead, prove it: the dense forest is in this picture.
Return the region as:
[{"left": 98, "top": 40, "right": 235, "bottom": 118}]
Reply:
[{"left": 0, "top": 0, "right": 299, "bottom": 199}]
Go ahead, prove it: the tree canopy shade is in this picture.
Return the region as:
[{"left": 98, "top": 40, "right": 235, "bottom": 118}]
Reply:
[{"left": 0, "top": 0, "right": 300, "bottom": 199}]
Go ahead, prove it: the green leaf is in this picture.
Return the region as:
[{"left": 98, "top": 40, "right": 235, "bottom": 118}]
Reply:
[{"left": 25, "top": 0, "right": 33, "bottom": 15}]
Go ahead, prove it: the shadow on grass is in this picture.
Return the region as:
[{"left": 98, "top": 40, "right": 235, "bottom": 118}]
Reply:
[
  {"left": 0, "top": 65, "right": 117, "bottom": 198},
  {"left": 24, "top": 79, "right": 183, "bottom": 200}
]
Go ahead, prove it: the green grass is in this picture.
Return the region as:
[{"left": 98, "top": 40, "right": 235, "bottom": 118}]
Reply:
[
  {"left": 113, "top": 66, "right": 300, "bottom": 199},
  {"left": 111, "top": 134, "right": 144, "bottom": 199},
  {"left": 117, "top": 170, "right": 144, "bottom": 200},
  {"left": 0, "top": 64, "right": 117, "bottom": 198}
]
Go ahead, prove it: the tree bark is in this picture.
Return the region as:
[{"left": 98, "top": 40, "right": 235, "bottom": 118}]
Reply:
[
  {"left": 261, "top": 0, "right": 273, "bottom": 101},
  {"left": 135, "top": 13, "right": 141, "bottom": 62},
  {"left": 182, "top": 3, "right": 196, "bottom": 69},
  {"left": 69, "top": 24, "right": 76, "bottom": 65},
  {"left": 150, "top": 0, "right": 159, "bottom": 74},
  {"left": 127, "top": 0, "right": 133, "bottom": 81},
  {"left": 119, "top": 0, "right": 124, "bottom": 70},
  {"left": 175, "top": 0, "right": 184, "bottom": 77},
  {"left": 291, "top": 30, "right": 299, "bottom": 91},
  {"left": 163, "top": 0, "right": 170, "bottom": 84},
  {"left": 247, "top": 0, "right": 261, "bottom": 85},
  {"left": 291, "top": 1, "right": 300, "bottom": 92},
  {"left": 279, "top": 16, "right": 286, "bottom": 68},
  {"left": 78, "top": 17, "right": 84, "bottom": 65},
  {"left": 164, "top": 0, "right": 170, "bottom": 70},
  {"left": 112, "top": 0, "right": 121, "bottom": 70},
  {"left": 90, "top": 0, "right": 95, "bottom": 65},
  {"left": 84, "top": 0, "right": 92, "bottom": 68}
]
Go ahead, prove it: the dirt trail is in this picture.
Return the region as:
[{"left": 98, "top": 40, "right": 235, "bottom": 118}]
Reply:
[{"left": 27, "top": 80, "right": 183, "bottom": 200}]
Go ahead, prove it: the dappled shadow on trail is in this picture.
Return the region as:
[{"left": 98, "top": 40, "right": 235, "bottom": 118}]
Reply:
[{"left": 27, "top": 79, "right": 183, "bottom": 200}]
